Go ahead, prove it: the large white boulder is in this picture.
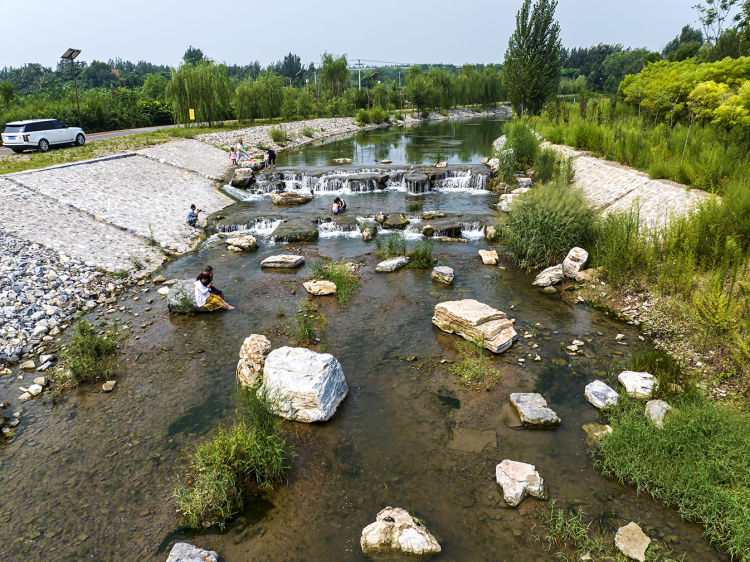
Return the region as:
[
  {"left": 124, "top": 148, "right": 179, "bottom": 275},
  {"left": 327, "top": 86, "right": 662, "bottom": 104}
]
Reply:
[
  {"left": 584, "top": 380, "right": 620, "bottom": 411},
  {"left": 645, "top": 400, "right": 673, "bottom": 428},
  {"left": 532, "top": 265, "right": 564, "bottom": 287},
  {"left": 615, "top": 522, "right": 651, "bottom": 562},
  {"left": 478, "top": 249, "right": 499, "bottom": 265},
  {"left": 167, "top": 280, "right": 207, "bottom": 313},
  {"left": 433, "top": 299, "right": 517, "bottom": 353},
  {"left": 618, "top": 371, "right": 657, "bottom": 399},
  {"left": 509, "top": 393, "right": 561, "bottom": 427},
  {"left": 261, "top": 347, "right": 348, "bottom": 423},
  {"left": 225, "top": 233, "right": 257, "bottom": 252},
  {"left": 562, "top": 247, "right": 589, "bottom": 278},
  {"left": 495, "top": 459, "right": 546, "bottom": 507},
  {"left": 431, "top": 266, "right": 454, "bottom": 284},
  {"left": 376, "top": 257, "right": 410, "bottom": 272},
  {"left": 360, "top": 507, "right": 441, "bottom": 559},
  {"left": 236, "top": 334, "right": 272, "bottom": 387},
  {"left": 166, "top": 542, "right": 219, "bottom": 562}
]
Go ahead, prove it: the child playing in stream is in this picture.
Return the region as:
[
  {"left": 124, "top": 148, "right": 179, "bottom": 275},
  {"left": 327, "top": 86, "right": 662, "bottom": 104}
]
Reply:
[{"left": 229, "top": 148, "right": 237, "bottom": 168}]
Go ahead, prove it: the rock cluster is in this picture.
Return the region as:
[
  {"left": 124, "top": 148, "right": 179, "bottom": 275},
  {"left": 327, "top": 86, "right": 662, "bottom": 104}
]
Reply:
[
  {"left": 236, "top": 334, "right": 272, "bottom": 387},
  {"left": 432, "top": 299, "right": 517, "bottom": 353},
  {"left": 360, "top": 507, "right": 441, "bottom": 559},
  {"left": 533, "top": 248, "right": 589, "bottom": 287}
]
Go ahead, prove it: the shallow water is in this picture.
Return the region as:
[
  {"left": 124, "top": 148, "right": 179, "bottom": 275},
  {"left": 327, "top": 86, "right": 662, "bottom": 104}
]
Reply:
[{"left": 0, "top": 118, "right": 727, "bottom": 562}]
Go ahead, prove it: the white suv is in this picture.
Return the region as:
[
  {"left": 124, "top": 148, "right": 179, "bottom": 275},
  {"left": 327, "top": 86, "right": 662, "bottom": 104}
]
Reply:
[{"left": 1, "top": 119, "right": 86, "bottom": 153}]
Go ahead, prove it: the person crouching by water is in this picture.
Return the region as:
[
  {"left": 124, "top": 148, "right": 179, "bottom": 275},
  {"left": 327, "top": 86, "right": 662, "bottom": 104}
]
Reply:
[
  {"left": 186, "top": 204, "right": 201, "bottom": 228},
  {"left": 331, "top": 197, "right": 346, "bottom": 214},
  {"left": 197, "top": 265, "right": 223, "bottom": 298},
  {"left": 195, "top": 273, "right": 234, "bottom": 311}
]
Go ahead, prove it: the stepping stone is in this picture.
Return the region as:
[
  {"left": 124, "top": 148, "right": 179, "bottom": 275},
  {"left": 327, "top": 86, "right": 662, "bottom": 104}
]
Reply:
[
  {"left": 562, "top": 247, "right": 589, "bottom": 278},
  {"left": 645, "top": 399, "right": 673, "bottom": 428},
  {"left": 270, "top": 191, "right": 313, "bottom": 205},
  {"left": 495, "top": 459, "right": 546, "bottom": 507},
  {"left": 478, "top": 249, "right": 499, "bottom": 265},
  {"left": 433, "top": 299, "right": 517, "bottom": 353},
  {"left": 166, "top": 542, "right": 219, "bottom": 562},
  {"left": 618, "top": 371, "right": 657, "bottom": 398},
  {"left": 533, "top": 265, "right": 563, "bottom": 286},
  {"left": 376, "top": 257, "right": 410, "bottom": 272},
  {"left": 260, "top": 255, "right": 305, "bottom": 268},
  {"left": 615, "top": 522, "right": 651, "bottom": 562},
  {"left": 28, "top": 384, "right": 43, "bottom": 396},
  {"left": 584, "top": 380, "right": 620, "bottom": 410},
  {"left": 447, "top": 428, "right": 497, "bottom": 453},
  {"left": 509, "top": 393, "right": 561, "bottom": 427},
  {"left": 303, "top": 280, "right": 336, "bottom": 295},
  {"left": 157, "top": 287, "right": 170, "bottom": 295},
  {"left": 360, "top": 507, "right": 441, "bottom": 558},
  {"left": 431, "top": 266, "right": 454, "bottom": 284}
]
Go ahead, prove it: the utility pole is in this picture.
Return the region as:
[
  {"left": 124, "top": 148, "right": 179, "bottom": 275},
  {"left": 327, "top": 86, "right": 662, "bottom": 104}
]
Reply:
[{"left": 355, "top": 60, "right": 363, "bottom": 90}]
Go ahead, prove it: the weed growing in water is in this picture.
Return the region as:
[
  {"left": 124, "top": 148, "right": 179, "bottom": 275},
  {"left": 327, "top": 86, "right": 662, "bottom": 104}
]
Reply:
[
  {"left": 146, "top": 223, "right": 158, "bottom": 247},
  {"left": 448, "top": 339, "right": 502, "bottom": 388},
  {"left": 59, "top": 320, "right": 118, "bottom": 386},
  {"left": 293, "top": 299, "right": 328, "bottom": 345},
  {"left": 407, "top": 202, "right": 424, "bottom": 213},
  {"left": 308, "top": 259, "right": 360, "bottom": 308},
  {"left": 407, "top": 240, "right": 435, "bottom": 269},
  {"left": 376, "top": 232, "right": 407, "bottom": 259},
  {"left": 276, "top": 304, "right": 286, "bottom": 317}
]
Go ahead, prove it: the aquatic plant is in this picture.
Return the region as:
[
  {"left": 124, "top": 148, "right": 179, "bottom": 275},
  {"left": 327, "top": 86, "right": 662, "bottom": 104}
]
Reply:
[
  {"left": 375, "top": 232, "right": 407, "bottom": 259},
  {"left": 447, "top": 338, "right": 502, "bottom": 388},
  {"left": 276, "top": 304, "right": 286, "bottom": 317},
  {"left": 407, "top": 240, "right": 435, "bottom": 269},
  {"left": 293, "top": 299, "right": 327, "bottom": 345},
  {"left": 59, "top": 320, "right": 118, "bottom": 385},
  {"left": 308, "top": 258, "right": 360, "bottom": 308},
  {"left": 407, "top": 202, "right": 424, "bottom": 213}
]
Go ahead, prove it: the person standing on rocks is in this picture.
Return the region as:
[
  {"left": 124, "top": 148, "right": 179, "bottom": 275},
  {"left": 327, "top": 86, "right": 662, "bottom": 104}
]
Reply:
[
  {"left": 186, "top": 204, "right": 201, "bottom": 228},
  {"left": 237, "top": 140, "right": 248, "bottom": 162},
  {"left": 195, "top": 273, "right": 234, "bottom": 311},
  {"left": 229, "top": 148, "right": 237, "bottom": 168},
  {"left": 197, "top": 265, "right": 224, "bottom": 299},
  {"left": 267, "top": 148, "right": 276, "bottom": 169}
]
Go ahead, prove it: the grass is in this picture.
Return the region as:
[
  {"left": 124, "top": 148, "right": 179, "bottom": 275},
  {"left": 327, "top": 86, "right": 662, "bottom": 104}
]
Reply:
[
  {"left": 268, "top": 126, "right": 287, "bottom": 144},
  {"left": 58, "top": 320, "right": 118, "bottom": 386},
  {"left": 292, "top": 299, "right": 327, "bottom": 345},
  {"left": 406, "top": 240, "right": 435, "bottom": 269},
  {"left": 375, "top": 232, "right": 435, "bottom": 268},
  {"left": 407, "top": 202, "right": 424, "bottom": 213},
  {"left": 447, "top": 338, "right": 502, "bottom": 389},
  {"left": 301, "top": 126, "right": 316, "bottom": 138},
  {"left": 308, "top": 258, "right": 361, "bottom": 308},
  {"left": 174, "top": 386, "right": 295, "bottom": 530}
]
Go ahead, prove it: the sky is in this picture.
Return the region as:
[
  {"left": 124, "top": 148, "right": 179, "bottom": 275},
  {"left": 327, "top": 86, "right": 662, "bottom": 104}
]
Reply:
[{"left": 1, "top": 0, "right": 702, "bottom": 70}]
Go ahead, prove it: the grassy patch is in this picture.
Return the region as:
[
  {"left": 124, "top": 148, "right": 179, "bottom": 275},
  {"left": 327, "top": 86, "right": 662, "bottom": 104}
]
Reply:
[
  {"left": 407, "top": 202, "right": 424, "bottom": 213},
  {"left": 407, "top": 239, "right": 435, "bottom": 269},
  {"left": 292, "top": 299, "right": 327, "bottom": 345},
  {"left": 174, "top": 387, "right": 295, "bottom": 530},
  {"left": 58, "top": 320, "right": 118, "bottom": 386},
  {"left": 375, "top": 232, "right": 435, "bottom": 268},
  {"left": 308, "top": 258, "right": 360, "bottom": 308},
  {"left": 447, "top": 338, "right": 502, "bottom": 389},
  {"left": 301, "top": 126, "right": 316, "bottom": 138},
  {"left": 268, "top": 126, "right": 287, "bottom": 144},
  {"left": 593, "top": 354, "right": 750, "bottom": 561}
]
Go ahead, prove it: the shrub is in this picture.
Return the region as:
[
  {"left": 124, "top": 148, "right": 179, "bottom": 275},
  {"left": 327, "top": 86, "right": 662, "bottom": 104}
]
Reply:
[
  {"left": 502, "top": 183, "right": 597, "bottom": 270},
  {"left": 301, "top": 126, "right": 316, "bottom": 138},
  {"left": 407, "top": 240, "right": 435, "bottom": 269},
  {"left": 370, "top": 106, "right": 387, "bottom": 124},
  {"left": 60, "top": 320, "right": 118, "bottom": 384},
  {"left": 534, "top": 147, "right": 557, "bottom": 184},
  {"left": 375, "top": 232, "right": 407, "bottom": 259},
  {"left": 309, "top": 259, "right": 361, "bottom": 308},
  {"left": 572, "top": 121, "right": 602, "bottom": 152},
  {"left": 506, "top": 120, "right": 538, "bottom": 170},
  {"left": 357, "top": 109, "right": 372, "bottom": 125},
  {"left": 494, "top": 148, "right": 518, "bottom": 185},
  {"left": 448, "top": 339, "right": 502, "bottom": 388},
  {"left": 407, "top": 202, "right": 423, "bottom": 213},
  {"left": 268, "top": 126, "right": 287, "bottom": 144}
]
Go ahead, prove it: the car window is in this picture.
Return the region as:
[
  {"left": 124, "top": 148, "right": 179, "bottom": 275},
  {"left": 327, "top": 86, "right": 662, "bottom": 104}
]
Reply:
[
  {"left": 3, "top": 125, "right": 24, "bottom": 134},
  {"left": 53, "top": 120, "right": 66, "bottom": 129}
]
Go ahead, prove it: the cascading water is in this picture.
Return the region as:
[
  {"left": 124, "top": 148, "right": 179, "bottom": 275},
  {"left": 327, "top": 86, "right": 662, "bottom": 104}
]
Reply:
[
  {"left": 218, "top": 218, "right": 284, "bottom": 237},
  {"left": 458, "top": 220, "right": 486, "bottom": 239}
]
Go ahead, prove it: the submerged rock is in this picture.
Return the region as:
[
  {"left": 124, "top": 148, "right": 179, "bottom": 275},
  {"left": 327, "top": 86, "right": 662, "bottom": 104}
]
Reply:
[
  {"left": 361, "top": 227, "right": 374, "bottom": 242},
  {"left": 260, "top": 255, "right": 305, "bottom": 268},
  {"left": 360, "top": 507, "right": 441, "bottom": 559},
  {"left": 303, "top": 280, "right": 337, "bottom": 296},
  {"left": 562, "top": 247, "right": 589, "bottom": 278},
  {"left": 270, "top": 191, "right": 313, "bottom": 205},
  {"left": 166, "top": 542, "right": 219, "bottom": 562},
  {"left": 431, "top": 266, "right": 454, "bottom": 284},
  {"left": 584, "top": 380, "right": 620, "bottom": 411},
  {"left": 509, "top": 393, "right": 561, "bottom": 427},
  {"left": 270, "top": 219, "right": 319, "bottom": 243},
  {"left": 582, "top": 423, "right": 612, "bottom": 443},
  {"left": 224, "top": 233, "right": 257, "bottom": 252},
  {"left": 618, "top": 371, "right": 657, "bottom": 399},
  {"left": 382, "top": 213, "right": 409, "bottom": 230},
  {"left": 495, "top": 459, "right": 546, "bottom": 507},
  {"left": 102, "top": 380, "right": 117, "bottom": 392},
  {"left": 376, "top": 257, "right": 410, "bottom": 272},
  {"left": 615, "top": 522, "right": 651, "bottom": 562},
  {"left": 532, "top": 265, "right": 564, "bottom": 287},
  {"left": 262, "top": 347, "right": 348, "bottom": 423},
  {"left": 432, "top": 299, "right": 517, "bottom": 353},
  {"left": 478, "top": 249, "right": 499, "bottom": 265},
  {"left": 645, "top": 399, "right": 673, "bottom": 428},
  {"left": 236, "top": 334, "right": 272, "bottom": 388}
]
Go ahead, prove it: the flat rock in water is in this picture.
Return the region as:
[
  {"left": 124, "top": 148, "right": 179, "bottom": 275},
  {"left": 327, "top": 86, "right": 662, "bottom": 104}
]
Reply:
[
  {"left": 360, "top": 506, "right": 441, "bottom": 558},
  {"left": 20, "top": 361, "right": 35, "bottom": 370},
  {"left": 433, "top": 299, "right": 517, "bottom": 353},
  {"left": 303, "top": 280, "right": 337, "bottom": 296},
  {"left": 509, "top": 393, "right": 561, "bottom": 427},
  {"left": 422, "top": 211, "right": 447, "bottom": 220},
  {"left": 645, "top": 399, "right": 673, "bottom": 428},
  {"left": 495, "top": 459, "right": 546, "bottom": 507},
  {"left": 270, "top": 219, "right": 319, "bottom": 243},
  {"left": 28, "top": 384, "right": 43, "bottom": 396},
  {"left": 261, "top": 346, "right": 348, "bottom": 423},
  {"left": 376, "top": 257, "right": 410, "bottom": 272},
  {"left": 270, "top": 191, "right": 313, "bottom": 205},
  {"left": 448, "top": 428, "right": 497, "bottom": 453},
  {"left": 166, "top": 542, "right": 219, "bottom": 562},
  {"left": 382, "top": 213, "right": 409, "bottom": 230},
  {"left": 584, "top": 380, "right": 620, "bottom": 410},
  {"left": 533, "top": 265, "right": 564, "bottom": 287},
  {"left": 615, "top": 522, "right": 651, "bottom": 562},
  {"left": 260, "top": 255, "right": 305, "bottom": 268},
  {"left": 582, "top": 423, "right": 612, "bottom": 443},
  {"left": 237, "top": 334, "right": 271, "bottom": 387},
  {"left": 431, "top": 266, "right": 454, "bottom": 284},
  {"left": 618, "top": 371, "right": 657, "bottom": 399},
  {"left": 478, "top": 249, "right": 499, "bottom": 265},
  {"left": 224, "top": 234, "right": 257, "bottom": 251},
  {"left": 18, "top": 392, "right": 32, "bottom": 402},
  {"left": 562, "top": 247, "right": 589, "bottom": 278}
]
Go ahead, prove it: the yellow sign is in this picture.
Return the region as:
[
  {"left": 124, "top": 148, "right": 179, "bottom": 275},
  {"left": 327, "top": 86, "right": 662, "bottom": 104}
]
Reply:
[{"left": 189, "top": 109, "right": 195, "bottom": 120}]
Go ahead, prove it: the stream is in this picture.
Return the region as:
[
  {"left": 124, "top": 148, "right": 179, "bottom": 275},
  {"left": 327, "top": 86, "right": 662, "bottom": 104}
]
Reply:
[{"left": 0, "top": 116, "right": 726, "bottom": 561}]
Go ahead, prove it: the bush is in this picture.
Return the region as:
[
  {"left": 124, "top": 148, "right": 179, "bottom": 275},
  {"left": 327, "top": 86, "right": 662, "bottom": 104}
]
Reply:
[
  {"left": 309, "top": 259, "right": 361, "bottom": 308},
  {"left": 370, "top": 106, "right": 387, "bottom": 124},
  {"left": 534, "top": 147, "right": 557, "bottom": 184},
  {"left": 407, "top": 202, "right": 423, "bottom": 213},
  {"left": 60, "top": 320, "right": 118, "bottom": 384},
  {"left": 375, "top": 232, "right": 407, "bottom": 259},
  {"left": 502, "top": 183, "right": 597, "bottom": 270},
  {"left": 407, "top": 240, "right": 435, "bottom": 269},
  {"left": 268, "top": 126, "right": 287, "bottom": 144},
  {"left": 357, "top": 109, "right": 372, "bottom": 125},
  {"left": 506, "top": 120, "right": 538, "bottom": 170},
  {"left": 301, "top": 126, "right": 316, "bottom": 138},
  {"left": 494, "top": 148, "right": 518, "bottom": 185}
]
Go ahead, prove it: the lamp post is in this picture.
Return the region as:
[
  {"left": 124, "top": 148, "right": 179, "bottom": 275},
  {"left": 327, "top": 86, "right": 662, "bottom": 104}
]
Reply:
[
  {"left": 367, "top": 72, "right": 379, "bottom": 110},
  {"left": 61, "top": 48, "right": 82, "bottom": 129}
]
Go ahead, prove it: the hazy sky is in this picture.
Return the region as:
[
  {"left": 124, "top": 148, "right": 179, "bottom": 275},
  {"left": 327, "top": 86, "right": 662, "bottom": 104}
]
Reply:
[{"left": 2, "top": 0, "right": 702, "bottom": 69}]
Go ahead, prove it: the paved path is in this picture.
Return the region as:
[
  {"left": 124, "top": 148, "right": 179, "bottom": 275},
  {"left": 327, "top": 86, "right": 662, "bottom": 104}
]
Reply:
[
  {"left": 545, "top": 143, "right": 710, "bottom": 226},
  {"left": 136, "top": 139, "right": 230, "bottom": 181}
]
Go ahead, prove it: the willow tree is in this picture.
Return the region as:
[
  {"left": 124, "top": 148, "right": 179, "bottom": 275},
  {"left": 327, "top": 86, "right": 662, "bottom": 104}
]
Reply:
[
  {"left": 319, "top": 52, "right": 349, "bottom": 98},
  {"left": 166, "top": 61, "right": 234, "bottom": 126},
  {"left": 503, "top": 0, "right": 562, "bottom": 115}
]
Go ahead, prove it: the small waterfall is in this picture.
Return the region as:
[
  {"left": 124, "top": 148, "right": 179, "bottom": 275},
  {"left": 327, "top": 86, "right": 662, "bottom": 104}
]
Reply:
[
  {"left": 458, "top": 221, "right": 486, "bottom": 240},
  {"left": 433, "top": 171, "right": 489, "bottom": 191},
  {"left": 318, "top": 221, "right": 361, "bottom": 238},
  {"left": 218, "top": 218, "right": 284, "bottom": 237},
  {"left": 222, "top": 185, "right": 264, "bottom": 201}
]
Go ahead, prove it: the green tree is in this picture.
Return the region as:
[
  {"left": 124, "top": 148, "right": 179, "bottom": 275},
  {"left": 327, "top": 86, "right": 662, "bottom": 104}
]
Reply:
[
  {"left": 296, "top": 89, "right": 316, "bottom": 119},
  {"left": 235, "top": 78, "right": 256, "bottom": 121},
  {"left": 183, "top": 46, "right": 205, "bottom": 66},
  {"left": 166, "top": 61, "right": 234, "bottom": 126},
  {"left": 253, "top": 71, "right": 284, "bottom": 119},
  {"left": 503, "top": 0, "right": 562, "bottom": 115},
  {"left": 319, "top": 52, "right": 349, "bottom": 97},
  {"left": 142, "top": 73, "right": 167, "bottom": 100},
  {"left": 281, "top": 86, "right": 298, "bottom": 120},
  {"left": 713, "top": 91, "right": 750, "bottom": 150},
  {"left": 0, "top": 81, "right": 15, "bottom": 109},
  {"left": 371, "top": 82, "right": 390, "bottom": 110},
  {"left": 405, "top": 66, "right": 432, "bottom": 115}
]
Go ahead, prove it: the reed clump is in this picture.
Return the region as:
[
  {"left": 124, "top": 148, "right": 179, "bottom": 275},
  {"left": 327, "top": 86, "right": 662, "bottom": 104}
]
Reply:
[{"left": 309, "top": 258, "right": 360, "bottom": 308}]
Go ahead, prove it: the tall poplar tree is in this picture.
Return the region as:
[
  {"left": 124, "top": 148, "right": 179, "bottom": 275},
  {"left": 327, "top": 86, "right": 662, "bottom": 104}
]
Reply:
[{"left": 503, "top": 0, "right": 562, "bottom": 115}]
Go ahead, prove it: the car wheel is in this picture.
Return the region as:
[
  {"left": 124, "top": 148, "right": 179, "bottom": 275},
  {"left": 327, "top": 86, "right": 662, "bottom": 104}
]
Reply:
[
  {"left": 11, "top": 148, "right": 24, "bottom": 153},
  {"left": 75, "top": 133, "right": 85, "bottom": 147},
  {"left": 38, "top": 139, "right": 50, "bottom": 153}
]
